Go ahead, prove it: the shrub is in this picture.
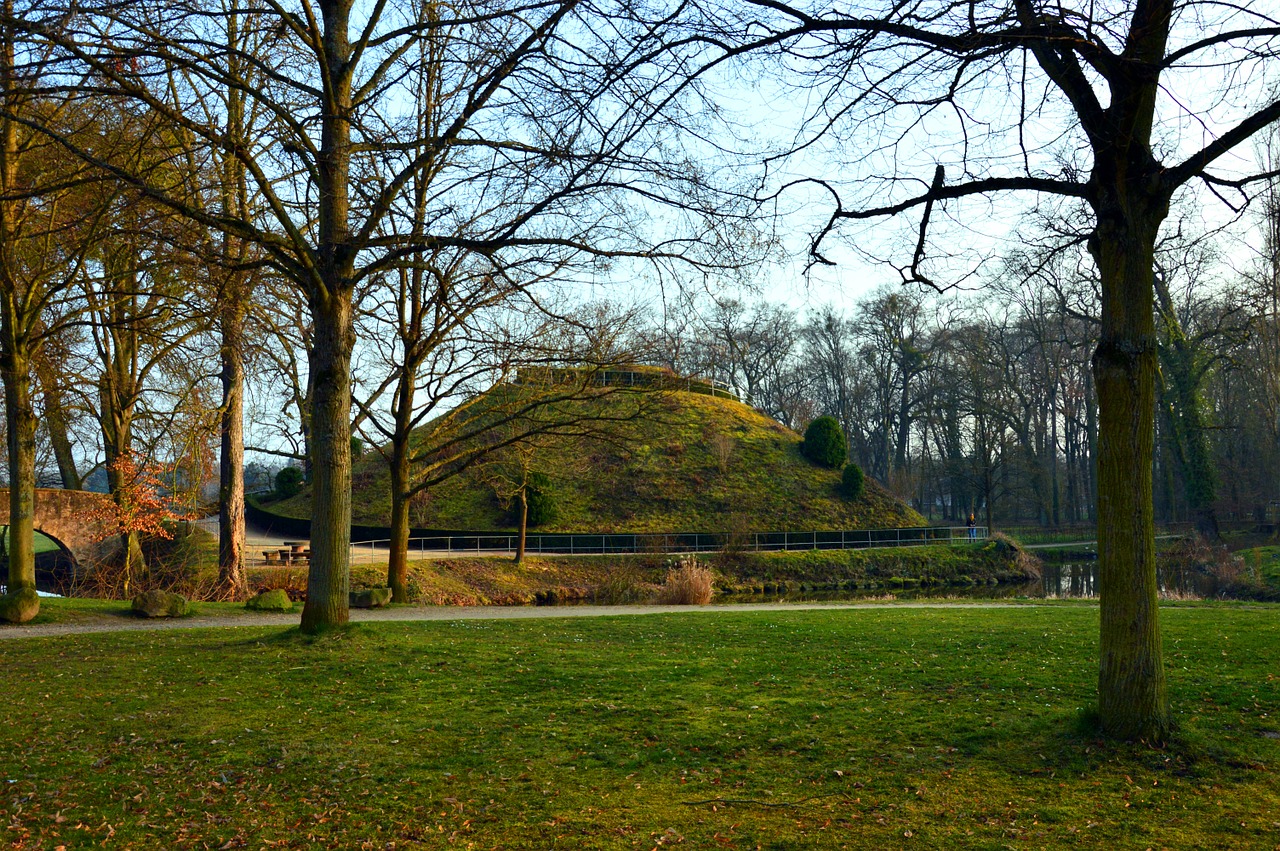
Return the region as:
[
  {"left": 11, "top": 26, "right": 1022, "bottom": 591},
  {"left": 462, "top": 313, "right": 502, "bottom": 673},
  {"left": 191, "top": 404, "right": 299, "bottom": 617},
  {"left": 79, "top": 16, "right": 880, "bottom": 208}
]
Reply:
[
  {"left": 525, "top": 472, "right": 557, "bottom": 527},
  {"left": 656, "top": 555, "right": 715, "bottom": 605},
  {"left": 840, "top": 462, "right": 866, "bottom": 500},
  {"left": 275, "top": 466, "right": 305, "bottom": 499},
  {"left": 801, "top": 416, "right": 847, "bottom": 468},
  {"left": 350, "top": 436, "right": 364, "bottom": 458}
]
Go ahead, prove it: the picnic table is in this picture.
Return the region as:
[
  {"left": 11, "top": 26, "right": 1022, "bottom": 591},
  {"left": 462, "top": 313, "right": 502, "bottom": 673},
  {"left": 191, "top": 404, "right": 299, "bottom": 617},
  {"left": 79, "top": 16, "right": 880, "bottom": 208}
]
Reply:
[{"left": 262, "top": 542, "right": 311, "bottom": 566}]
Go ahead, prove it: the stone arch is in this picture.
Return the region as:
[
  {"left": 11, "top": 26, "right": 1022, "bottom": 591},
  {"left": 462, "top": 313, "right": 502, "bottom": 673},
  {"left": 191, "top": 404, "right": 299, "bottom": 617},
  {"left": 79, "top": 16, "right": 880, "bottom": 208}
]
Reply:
[{"left": 0, "top": 489, "right": 123, "bottom": 574}]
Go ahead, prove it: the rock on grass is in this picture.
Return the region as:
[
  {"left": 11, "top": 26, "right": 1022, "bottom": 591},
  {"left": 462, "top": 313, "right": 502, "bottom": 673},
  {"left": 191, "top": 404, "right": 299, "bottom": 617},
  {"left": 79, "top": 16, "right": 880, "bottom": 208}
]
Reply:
[{"left": 132, "top": 590, "right": 189, "bottom": 618}]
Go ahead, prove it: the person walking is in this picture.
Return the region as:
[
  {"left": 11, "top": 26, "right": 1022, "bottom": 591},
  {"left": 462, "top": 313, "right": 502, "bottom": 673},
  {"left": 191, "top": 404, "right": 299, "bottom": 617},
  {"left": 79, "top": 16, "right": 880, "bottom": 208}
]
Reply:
[{"left": 967, "top": 512, "right": 977, "bottom": 540}]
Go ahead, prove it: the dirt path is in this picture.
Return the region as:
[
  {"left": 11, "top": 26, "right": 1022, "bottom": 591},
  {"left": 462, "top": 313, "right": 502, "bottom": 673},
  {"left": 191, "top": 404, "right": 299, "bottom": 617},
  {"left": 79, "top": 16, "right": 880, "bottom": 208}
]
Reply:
[{"left": 0, "top": 600, "right": 1025, "bottom": 640}]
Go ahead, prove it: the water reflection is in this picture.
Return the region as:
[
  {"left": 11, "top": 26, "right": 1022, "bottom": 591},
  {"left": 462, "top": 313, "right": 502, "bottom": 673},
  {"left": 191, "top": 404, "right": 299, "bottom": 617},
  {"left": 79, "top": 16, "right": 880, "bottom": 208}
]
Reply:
[
  {"left": 710, "top": 560, "right": 1220, "bottom": 605},
  {"left": 1039, "top": 560, "right": 1218, "bottom": 599}
]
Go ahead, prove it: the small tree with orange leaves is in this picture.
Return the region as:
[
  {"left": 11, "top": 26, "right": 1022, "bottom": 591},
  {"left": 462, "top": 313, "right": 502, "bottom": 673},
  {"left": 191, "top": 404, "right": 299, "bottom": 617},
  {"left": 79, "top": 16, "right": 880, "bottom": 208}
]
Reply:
[{"left": 86, "top": 452, "right": 190, "bottom": 596}]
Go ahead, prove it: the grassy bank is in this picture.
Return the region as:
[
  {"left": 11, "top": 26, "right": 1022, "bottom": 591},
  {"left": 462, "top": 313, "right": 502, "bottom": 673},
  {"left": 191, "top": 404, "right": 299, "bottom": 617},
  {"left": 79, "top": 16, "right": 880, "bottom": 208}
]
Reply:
[
  {"left": 3, "top": 605, "right": 1279, "bottom": 848},
  {"left": 334, "top": 541, "right": 1035, "bottom": 607}
]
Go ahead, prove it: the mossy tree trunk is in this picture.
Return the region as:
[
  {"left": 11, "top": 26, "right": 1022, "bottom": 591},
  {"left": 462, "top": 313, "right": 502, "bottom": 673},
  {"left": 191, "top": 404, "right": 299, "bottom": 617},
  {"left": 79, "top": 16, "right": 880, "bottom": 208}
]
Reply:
[
  {"left": 1, "top": 340, "right": 37, "bottom": 603},
  {"left": 0, "top": 14, "right": 35, "bottom": 614},
  {"left": 1089, "top": 151, "right": 1172, "bottom": 742}
]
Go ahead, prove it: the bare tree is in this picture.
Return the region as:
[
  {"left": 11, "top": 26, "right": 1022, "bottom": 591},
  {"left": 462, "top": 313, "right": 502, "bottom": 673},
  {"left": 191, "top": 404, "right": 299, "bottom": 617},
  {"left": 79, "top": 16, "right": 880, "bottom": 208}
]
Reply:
[
  {"left": 691, "top": 0, "right": 1280, "bottom": 739},
  {"left": 0, "top": 6, "right": 116, "bottom": 620},
  {"left": 20, "top": 0, "right": 747, "bottom": 631}
]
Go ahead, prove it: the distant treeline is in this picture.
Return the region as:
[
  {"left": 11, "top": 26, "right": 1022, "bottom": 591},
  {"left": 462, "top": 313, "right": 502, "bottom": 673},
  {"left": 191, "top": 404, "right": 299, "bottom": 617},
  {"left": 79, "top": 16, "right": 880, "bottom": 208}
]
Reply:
[{"left": 626, "top": 249, "right": 1280, "bottom": 535}]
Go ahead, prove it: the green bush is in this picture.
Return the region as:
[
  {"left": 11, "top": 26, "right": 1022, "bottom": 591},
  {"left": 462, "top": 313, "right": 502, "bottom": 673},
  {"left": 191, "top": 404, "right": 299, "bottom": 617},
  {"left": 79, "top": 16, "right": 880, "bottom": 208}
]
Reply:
[
  {"left": 350, "top": 436, "right": 364, "bottom": 458},
  {"left": 275, "top": 466, "right": 305, "bottom": 499},
  {"left": 525, "top": 472, "right": 557, "bottom": 527},
  {"left": 840, "top": 462, "right": 866, "bottom": 500},
  {"left": 801, "top": 416, "right": 847, "bottom": 468}
]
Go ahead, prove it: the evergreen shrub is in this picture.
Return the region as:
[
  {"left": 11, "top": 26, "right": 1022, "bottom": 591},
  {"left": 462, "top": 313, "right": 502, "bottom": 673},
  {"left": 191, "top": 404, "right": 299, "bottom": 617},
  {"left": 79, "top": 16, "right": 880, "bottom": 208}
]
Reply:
[
  {"left": 841, "top": 462, "right": 866, "bottom": 500},
  {"left": 525, "top": 472, "right": 557, "bottom": 527},
  {"left": 275, "top": 466, "right": 304, "bottom": 499},
  {"left": 802, "top": 416, "right": 847, "bottom": 468}
]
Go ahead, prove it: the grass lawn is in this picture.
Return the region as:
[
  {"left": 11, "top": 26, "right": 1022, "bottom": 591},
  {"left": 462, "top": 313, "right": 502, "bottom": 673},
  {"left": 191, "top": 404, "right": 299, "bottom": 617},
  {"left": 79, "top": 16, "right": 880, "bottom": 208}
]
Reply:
[
  {"left": 0, "top": 527, "right": 65, "bottom": 555},
  {"left": 3, "top": 604, "right": 1279, "bottom": 849}
]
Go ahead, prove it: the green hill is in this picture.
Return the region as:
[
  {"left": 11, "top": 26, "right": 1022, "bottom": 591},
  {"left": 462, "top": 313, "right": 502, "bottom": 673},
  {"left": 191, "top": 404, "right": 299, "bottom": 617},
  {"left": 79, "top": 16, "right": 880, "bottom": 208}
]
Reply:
[{"left": 270, "top": 386, "right": 925, "bottom": 533}]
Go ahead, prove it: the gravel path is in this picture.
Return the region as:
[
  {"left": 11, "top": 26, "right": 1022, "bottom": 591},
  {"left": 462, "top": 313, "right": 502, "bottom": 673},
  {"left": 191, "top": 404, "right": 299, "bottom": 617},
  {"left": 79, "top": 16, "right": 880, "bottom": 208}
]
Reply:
[{"left": 0, "top": 600, "right": 1022, "bottom": 640}]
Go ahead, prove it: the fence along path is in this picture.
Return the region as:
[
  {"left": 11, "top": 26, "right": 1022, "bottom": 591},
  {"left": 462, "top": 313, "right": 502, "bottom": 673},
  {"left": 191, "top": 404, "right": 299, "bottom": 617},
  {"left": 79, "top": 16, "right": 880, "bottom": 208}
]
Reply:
[{"left": 346, "top": 526, "right": 989, "bottom": 564}]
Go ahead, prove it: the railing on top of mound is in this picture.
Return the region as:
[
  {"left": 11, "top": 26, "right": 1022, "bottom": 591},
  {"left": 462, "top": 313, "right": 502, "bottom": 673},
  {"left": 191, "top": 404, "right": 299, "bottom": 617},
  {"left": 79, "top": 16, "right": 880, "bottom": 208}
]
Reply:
[
  {"left": 343, "top": 526, "right": 990, "bottom": 564},
  {"left": 514, "top": 367, "right": 741, "bottom": 401}
]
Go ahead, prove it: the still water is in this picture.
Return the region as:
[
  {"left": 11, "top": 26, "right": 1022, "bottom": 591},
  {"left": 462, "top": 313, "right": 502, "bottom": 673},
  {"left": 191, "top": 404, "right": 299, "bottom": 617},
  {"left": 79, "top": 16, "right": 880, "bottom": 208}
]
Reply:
[{"left": 711, "top": 559, "right": 1221, "bottom": 604}]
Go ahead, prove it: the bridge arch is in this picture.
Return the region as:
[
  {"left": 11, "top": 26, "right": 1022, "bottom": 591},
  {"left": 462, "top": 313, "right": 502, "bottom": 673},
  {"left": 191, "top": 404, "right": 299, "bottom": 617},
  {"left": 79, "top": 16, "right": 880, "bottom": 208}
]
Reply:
[{"left": 0, "top": 489, "right": 123, "bottom": 579}]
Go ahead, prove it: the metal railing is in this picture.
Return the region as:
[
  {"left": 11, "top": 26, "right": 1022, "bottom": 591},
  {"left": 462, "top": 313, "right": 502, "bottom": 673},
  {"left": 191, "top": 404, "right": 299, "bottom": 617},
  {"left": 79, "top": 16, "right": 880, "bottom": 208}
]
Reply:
[{"left": 342, "top": 525, "right": 989, "bottom": 564}]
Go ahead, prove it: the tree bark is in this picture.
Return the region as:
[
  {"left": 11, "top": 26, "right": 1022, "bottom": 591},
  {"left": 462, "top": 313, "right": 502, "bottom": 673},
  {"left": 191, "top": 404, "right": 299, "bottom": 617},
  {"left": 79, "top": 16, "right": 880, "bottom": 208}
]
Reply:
[
  {"left": 217, "top": 301, "right": 247, "bottom": 597},
  {"left": 1091, "top": 190, "right": 1171, "bottom": 741},
  {"left": 516, "top": 489, "right": 528, "bottom": 566},
  {"left": 299, "top": 295, "right": 354, "bottom": 631},
  {"left": 37, "top": 365, "right": 80, "bottom": 490},
  {"left": 1, "top": 345, "right": 37, "bottom": 601},
  {"left": 0, "top": 0, "right": 36, "bottom": 619},
  {"left": 387, "top": 438, "right": 411, "bottom": 602},
  {"left": 100, "top": 350, "right": 144, "bottom": 591},
  {"left": 299, "top": 0, "right": 355, "bottom": 633},
  {"left": 215, "top": 9, "right": 249, "bottom": 599}
]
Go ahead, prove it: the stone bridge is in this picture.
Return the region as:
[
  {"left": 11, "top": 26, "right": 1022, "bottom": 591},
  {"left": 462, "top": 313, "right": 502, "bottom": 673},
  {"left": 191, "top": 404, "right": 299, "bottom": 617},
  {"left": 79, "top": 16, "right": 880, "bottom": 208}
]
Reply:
[{"left": 0, "top": 488, "right": 122, "bottom": 568}]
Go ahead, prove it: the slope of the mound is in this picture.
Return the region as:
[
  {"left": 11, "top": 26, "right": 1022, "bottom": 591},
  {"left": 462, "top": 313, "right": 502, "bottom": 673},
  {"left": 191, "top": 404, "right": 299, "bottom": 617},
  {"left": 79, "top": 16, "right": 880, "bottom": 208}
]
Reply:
[{"left": 268, "top": 388, "right": 925, "bottom": 533}]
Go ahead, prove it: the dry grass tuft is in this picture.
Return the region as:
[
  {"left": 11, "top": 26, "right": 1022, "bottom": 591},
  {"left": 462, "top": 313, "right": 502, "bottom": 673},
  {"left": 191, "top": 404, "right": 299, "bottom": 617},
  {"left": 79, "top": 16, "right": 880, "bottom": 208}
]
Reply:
[
  {"left": 989, "top": 531, "right": 1043, "bottom": 579},
  {"left": 656, "top": 555, "right": 715, "bottom": 605},
  {"left": 1161, "top": 535, "right": 1243, "bottom": 583},
  {"left": 246, "top": 566, "right": 309, "bottom": 600}
]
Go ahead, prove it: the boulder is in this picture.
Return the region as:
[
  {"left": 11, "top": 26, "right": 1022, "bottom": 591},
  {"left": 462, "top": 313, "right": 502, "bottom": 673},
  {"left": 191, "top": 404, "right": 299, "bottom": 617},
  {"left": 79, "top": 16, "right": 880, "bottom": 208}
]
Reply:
[
  {"left": 0, "top": 586, "right": 40, "bottom": 624},
  {"left": 349, "top": 587, "right": 391, "bottom": 609},
  {"left": 246, "top": 588, "right": 293, "bottom": 612},
  {"left": 132, "top": 590, "right": 189, "bottom": 618}
]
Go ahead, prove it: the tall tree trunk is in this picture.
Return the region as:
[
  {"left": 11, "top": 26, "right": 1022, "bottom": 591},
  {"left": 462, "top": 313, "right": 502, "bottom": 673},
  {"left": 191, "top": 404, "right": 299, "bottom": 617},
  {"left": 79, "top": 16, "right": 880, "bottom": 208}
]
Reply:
[
  {"left": 1154, "top": 277, "right": 1220, "bottom": 540},
  {"left": 516, "top": 489, "right": 528, "bottom": 566},
  {"left": 37, "top": 365, "right": 80, "bottom": 490},
  {"left": 1084, "top": 366, "right": 1098, "bottom": 523},
  {"left": 1050, "top": 387, "right": 1060, "bottom": 526},
  {"left": 385, "top": 336, "right": 418, "bottom": 603},
  {"left": 1091, "top": 196, "right": 1170, "bottom": 741},
  {"left": 300, "top": 296, "right": 354, "bottom": 631},
  {"left": 101, "top": 367, "right": 144, "bottom": 591},
  {"left": 0, "top": 0, "right": 36, "bottom": 620},
  {"left": 299, "top": 0, "right": 355, "bottom": 632},
  {"left": 215, "top": 11, "right": 249, "bottom": 599},
  {"left": 217, "top": 302, "right": 246, "bottom": 597},
  {"left": 1, "top": 345, "right": 38, "bottom": 617},
  {"left": 387, "top": 438, "right": 411, "bottom": 602}
]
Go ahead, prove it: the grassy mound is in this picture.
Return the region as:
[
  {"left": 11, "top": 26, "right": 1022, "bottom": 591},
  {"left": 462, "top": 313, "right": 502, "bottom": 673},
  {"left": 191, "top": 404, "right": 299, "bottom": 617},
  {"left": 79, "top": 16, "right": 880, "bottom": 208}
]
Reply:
[{"left": 270, "top": 386, "right": 924, "bottom": 532}]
